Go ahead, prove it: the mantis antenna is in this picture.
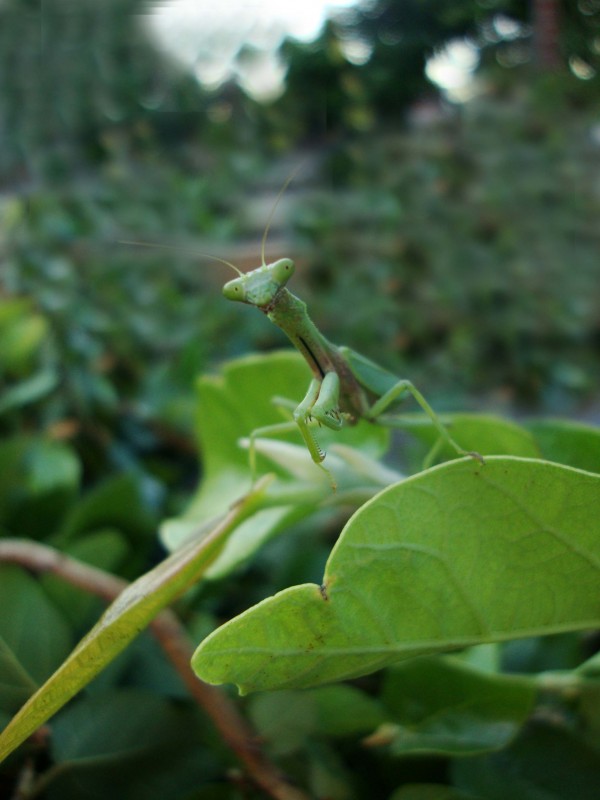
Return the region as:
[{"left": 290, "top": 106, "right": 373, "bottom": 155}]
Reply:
[
  {"left": 121, "top": 162, "right": 303, "bottom": 274},
  {"left": 119, "top": 240, "right": 244, "bottom": 277},
  {"left": 260, "top": 164, "right": 302, "bottom": 267}
]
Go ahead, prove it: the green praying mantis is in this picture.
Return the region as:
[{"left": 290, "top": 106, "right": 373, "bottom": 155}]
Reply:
[
  {"left": 124, "top": 177, "right": 482, "bottom": 490},
  {"left": 221, "top": 255, "right": 482, "bottom": 489},
  {"left": 210, "top": 175, "right": 483, "bottom": 490}
]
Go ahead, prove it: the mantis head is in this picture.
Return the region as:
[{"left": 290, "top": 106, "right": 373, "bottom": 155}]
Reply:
[
  {"left": 223, "top": 166, "right": 299, "bottom": 308},
  {"left": 222, "top": 258, "right": 295, "bottom": 308}
]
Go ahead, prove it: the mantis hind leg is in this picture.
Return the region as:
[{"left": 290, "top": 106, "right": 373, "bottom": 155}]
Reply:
[{"left": 367, "top": 379, "right": 484, "bottom": 466}]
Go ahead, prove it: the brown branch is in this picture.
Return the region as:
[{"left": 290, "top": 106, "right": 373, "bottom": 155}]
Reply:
[{"left": 0, "top": 539, "right": 309, "bottom": 800}]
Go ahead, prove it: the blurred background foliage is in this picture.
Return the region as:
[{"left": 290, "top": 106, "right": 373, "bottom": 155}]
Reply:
[
  {"left": 1, "top": 0, "right": 598, "bottom": 472},
  {"left": 1, "top": 0, "right": 600, "bottom": 796}
]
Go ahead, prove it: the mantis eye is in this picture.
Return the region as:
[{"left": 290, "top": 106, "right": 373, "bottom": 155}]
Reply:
[
  {"left": 271, "top": 258, "right": 295, "bottom": 284},
  {"left": 222, "top": 278, "right": 246, "bottom": 302}
]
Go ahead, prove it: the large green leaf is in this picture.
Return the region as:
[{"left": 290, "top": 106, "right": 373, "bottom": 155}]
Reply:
[{"left": 193, "top": 457, "right": 600, "bottom": 693}]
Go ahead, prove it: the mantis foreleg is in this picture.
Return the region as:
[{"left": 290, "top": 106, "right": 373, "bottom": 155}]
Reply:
[
  {"left": 296, "top": 372, "right": 344, "bottom": 430},
  {"left": 248, "top": 372, "right": 344, "bottom": 489}
]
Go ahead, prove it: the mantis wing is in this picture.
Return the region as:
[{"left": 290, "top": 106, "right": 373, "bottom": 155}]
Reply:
[{"left": 339, "top": 346, "right": 401, "bottom": 398}]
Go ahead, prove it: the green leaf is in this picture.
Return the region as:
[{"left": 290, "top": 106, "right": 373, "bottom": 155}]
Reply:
[
  {"left": 0, "top": 636, "right": 38, "bottom": 715},
  {"left": 451, "top": 724, "right": 600, "bottom": 800},
  {"left": 311, "top": 684, "right": 387, "bottom": 737},
  {"left": 25, "top": 439, "right": 80, "bottom": 496},
  {"left": 0, "top": 369, "right": 58, "bottom": 414},
  {"left": 502, "top": 632, "right": 586, "bottom": 674},
  {"left": 48, "top": 690, "right": 214, "bottom": 800},
  {"left": 193, "top": 457, "right": 600, "bottom": 693},
  {"left": 56, "top": 474, "right": 155, "bottom": 562},
  {"left": 0, "top": 487, "right": 263, "bottom": 763},
  {"left": 200, "top": 506, "right": 311, "bottom": 581},
  {"left": 0, "top": 437, "right": 80, "bottom": 536},
  {"left": 193, "top": 351, "right": 325, "bottom": 514},
  {"left": 0, "top": 304, "right": 48, "bottom": 373},
  {"left": 163, "top": 351, "right": 389, "bottom": 543},
  {"left": 0, "top": 566, "right": 72, "bottom": 691},
  {"left": 527, "top": 419, "right": 600, "bottom": 474},
  {"left": 247, "top": 685, "right": 386, "bottom": 756},
  {"left": 377, "top": 656, "right": 535, "bottom": 756},
  {"left": 248, "top": 690, "right": 318, "bottom": 756}
]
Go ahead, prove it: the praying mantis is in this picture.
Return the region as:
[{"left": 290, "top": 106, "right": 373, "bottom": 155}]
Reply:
[
  {"left": 212, "top": 174, "right": 483, "bottom": 489},
  {"left": 124, "top": 177, "right": 482, "bottom": 489},
  {"left": 221, "top": 256, "right": 482, "bottom": 489}
]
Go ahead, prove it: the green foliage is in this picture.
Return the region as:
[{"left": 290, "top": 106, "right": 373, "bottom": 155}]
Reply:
[
  {"left": 267, "top": 0, "right": 600, "bottom": 143},
  {"left": 48, "top": 690, "right": 216, "bottom": 800},
  {"left": 4, "top": 81, "right": 599, "bottom": 427},
  {"left": 0, "top": 566, "right": 72, "bottom": 707},
  {"left": 292, "top": 86, "right": 600, "bottom": 407},
  {"left": 193, "top": 454, "right": 600, "bottom": 693},
  {"left": 0, "top": 159, "right": 258, "bottom": 486},
  {"left": 2, "top": 0, "right": 599, "bottom": 792},
  {"left": 1, "top": 348, "right": 600, "bottom": 797},
  {"left": 3, "top": 123, "right": 600, "bottom": 796},
  {"left": 0, "top": 475, "right": 265, "bottom": 763},
  {"left": 378, "top": 657, "right": 535, "bottom": 756}
]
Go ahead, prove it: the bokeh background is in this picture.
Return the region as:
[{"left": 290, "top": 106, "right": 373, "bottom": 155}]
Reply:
[
  {"left": 2, "top": 0, "right": 599, "bottom": 489},
  {"left": 1, "top": 2, "right": 600, "bottom": 795}
]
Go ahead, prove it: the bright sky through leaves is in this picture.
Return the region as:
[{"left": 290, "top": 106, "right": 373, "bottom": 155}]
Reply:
[
  {"left": 144, "top": 0, "right": 478, "bottom": 101},
  {"left": 145, "top": 0, "right": 360, "bottom": 100}
]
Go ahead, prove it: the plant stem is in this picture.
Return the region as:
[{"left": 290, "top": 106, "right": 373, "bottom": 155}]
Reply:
[{"left": 0, "top": 539, "right": 310, "bottom": 800}]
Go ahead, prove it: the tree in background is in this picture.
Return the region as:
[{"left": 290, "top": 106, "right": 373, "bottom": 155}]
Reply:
[
  {"left": 534, "top": 0, "right": 561, "bottom": 68},
  {"left": 267, "top": 1, "right": 483, "bottom": 140},
  {"left": 2, "top": 0, "right": 598, "bottom": 173},
  {"left": 267, "top": 0, "right": 599, "bottom": 142}
]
